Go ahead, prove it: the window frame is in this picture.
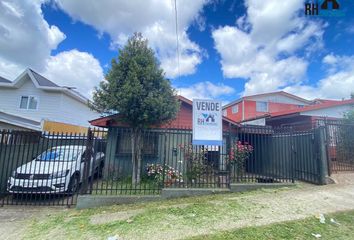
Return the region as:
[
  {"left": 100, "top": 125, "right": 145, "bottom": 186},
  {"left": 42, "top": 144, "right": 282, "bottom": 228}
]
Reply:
[
  {"left": 256, "top": 101, "right": 269, "bottom": 112},
  {"left": 231, "top": 104, "right": 239, "bottom": 114},
  {"left": 19, "top": 95, "right": 39, "bottom": 110},
  {"left": 116, "top": 131, "right": 159, "bottom": 157}
]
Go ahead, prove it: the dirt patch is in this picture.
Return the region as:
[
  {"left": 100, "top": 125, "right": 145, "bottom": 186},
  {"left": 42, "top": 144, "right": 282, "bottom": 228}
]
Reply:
[
  {"left": 90, "top": 209, "right": 145, "bottom": 224},
  {"left": 330, "top": 172, "right": 354, "bottom": 185},
  {"left": 0, "top": 206, "right": 66, "bottom": 240}
]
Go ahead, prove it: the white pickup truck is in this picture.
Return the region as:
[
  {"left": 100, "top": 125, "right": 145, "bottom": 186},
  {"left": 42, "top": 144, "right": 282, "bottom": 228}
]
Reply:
[{"left": 7, "top": 145, "right": 104, "bottom": 194}]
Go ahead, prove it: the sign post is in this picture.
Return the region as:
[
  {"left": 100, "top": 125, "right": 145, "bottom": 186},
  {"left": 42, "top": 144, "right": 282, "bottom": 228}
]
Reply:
[{"left": 192, "top": 99, "right": 222, "bottom": 146}]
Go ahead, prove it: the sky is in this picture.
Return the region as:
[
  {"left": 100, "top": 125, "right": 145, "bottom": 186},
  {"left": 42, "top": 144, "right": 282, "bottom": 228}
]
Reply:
[{"left": 0, "top": 0, "right": 354, "bottom": 104}]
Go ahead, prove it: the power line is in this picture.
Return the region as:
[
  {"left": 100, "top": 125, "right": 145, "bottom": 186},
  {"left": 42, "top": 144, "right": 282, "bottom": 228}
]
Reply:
[{"left": 174, "top": 0, "right": 180, "bottom": 82}]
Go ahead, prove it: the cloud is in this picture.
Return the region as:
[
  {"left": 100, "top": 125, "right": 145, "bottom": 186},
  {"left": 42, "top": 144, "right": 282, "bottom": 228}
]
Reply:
[
  {"left": 0, "top": 0, "right": 104, "bottom": 98},
  {"left": 176, "top": 81, "right": 235, "bottom": 101},
  {"left": 284, "top": 54, "right": 354, "bottom": 99},
  {"left": 212, "top": 0, "right": 324, "bottom": 96},
  {"left": 43, "top": 49, "right": 104, "bottom": 97},
  {"left": 0, "top": 0, "right": 65, "bottom": 72},
  {"left": 54, "top": 0, "right": 208, "bottom": 78}
]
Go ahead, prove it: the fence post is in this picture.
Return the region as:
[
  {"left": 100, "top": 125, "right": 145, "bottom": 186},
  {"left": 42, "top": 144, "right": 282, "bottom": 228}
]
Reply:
[
  {"left": 317, "top": 126, "right": 329, "bottom": 185},
  {"left": 80, "top": 128, "right": 93, "bottom": 194}
]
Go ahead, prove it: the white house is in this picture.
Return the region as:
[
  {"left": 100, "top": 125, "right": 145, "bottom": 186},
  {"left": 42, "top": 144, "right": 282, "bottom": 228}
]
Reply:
[{"left": 0, "top": 68, "right": 100, "bottom": 131}]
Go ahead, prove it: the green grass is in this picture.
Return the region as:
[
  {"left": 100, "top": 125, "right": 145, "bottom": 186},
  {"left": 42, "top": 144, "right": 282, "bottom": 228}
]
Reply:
[
  {"left": 188, "top": 210, "right": 354, "bottom": 240},
  {"left": 23, "top": 184, "right": 354, "bottom": 240}
]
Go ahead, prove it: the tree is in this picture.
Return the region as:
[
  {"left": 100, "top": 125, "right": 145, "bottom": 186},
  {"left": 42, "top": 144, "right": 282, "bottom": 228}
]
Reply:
[{"left": 92, "top": 33, "right": 180, "bottom": 184}]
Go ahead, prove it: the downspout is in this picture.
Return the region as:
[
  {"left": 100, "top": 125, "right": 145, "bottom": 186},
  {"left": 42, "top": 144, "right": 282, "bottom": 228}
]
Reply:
[{"left": 242, "top": 100, "right": 245, "bottom": 121}]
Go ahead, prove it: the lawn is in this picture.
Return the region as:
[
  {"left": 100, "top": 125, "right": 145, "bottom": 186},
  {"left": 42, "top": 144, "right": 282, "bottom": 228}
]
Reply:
[
  {"left": 188, "top": 211, "right": 354, "bottom": 240},
  {"left": 23, "top": 185, "right": 354, "bottom": 240}
]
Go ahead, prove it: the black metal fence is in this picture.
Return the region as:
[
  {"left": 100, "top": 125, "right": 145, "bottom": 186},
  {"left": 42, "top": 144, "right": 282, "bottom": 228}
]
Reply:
[
  {"left": 324, "top": 120, "right": 354, "bottom": 173},
  {"left": 1, "top": 120, "right": 352, "bottom": 205},
  {"left": 0, "top": 129, "right": 106, "bottom": 206}
]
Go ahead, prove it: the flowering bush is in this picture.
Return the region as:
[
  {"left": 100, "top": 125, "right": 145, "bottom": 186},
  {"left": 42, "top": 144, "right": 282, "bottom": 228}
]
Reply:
[
  {"left": 179, "top": 143, "right": 209, "bottom": 182},
  {"left": 229, "top": 141, "right": 253, "bottom": 177},
  {"left": 146, "top": 163, "right": 183, "bottom": 186}
]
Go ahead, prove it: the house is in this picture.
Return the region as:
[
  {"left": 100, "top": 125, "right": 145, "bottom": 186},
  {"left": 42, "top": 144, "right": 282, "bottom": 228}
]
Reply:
[
  {"left": 0, "top": 68, "right": 100, "bottom": 132},
  {"left": 89, "top": 96, "right": 240, "bottom": 178},
  {"left": 256, "top": 98, "right": 354, "bottom": 129},
  {"left": 223, "top": 91, "right": 312, "bottom": 124}
]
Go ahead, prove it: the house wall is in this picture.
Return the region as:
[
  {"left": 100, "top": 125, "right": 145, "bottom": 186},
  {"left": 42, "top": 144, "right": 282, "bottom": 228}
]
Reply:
[
  {"left": 59, "top": 93, "right": 100, "bottom": 127},
  {"left": 300, "top": 105, "right": 353, "bottom": 118},
  {"left": 0, "top": 76, "right": 62, "bottom": 123},
  {"left": 0, "top": 122, "right": 29, "bottom": 131},
  {"left": 225, "top": 100, "right": 304, "bottom": 122},
  {"left": 0, "top": 75, "right": 100, "bottom": 127}
]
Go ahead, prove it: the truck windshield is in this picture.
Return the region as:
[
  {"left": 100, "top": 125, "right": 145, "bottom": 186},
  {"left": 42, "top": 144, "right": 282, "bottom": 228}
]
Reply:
[{"left": 36, "top": 148, "right": 79, "bottom": 162}]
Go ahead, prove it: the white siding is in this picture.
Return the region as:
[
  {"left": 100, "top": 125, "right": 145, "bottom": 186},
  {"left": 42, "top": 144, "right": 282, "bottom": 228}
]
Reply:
[
  {"left": 249, "top": 93, "right": 309, "bottom": 105},
  {"left": 58, "top": 93, "right": 100, "bottom": 126},
  {"left": 0, "top": 76, "right": 61, "bottom": 122},
  {"left": 0, "top": 75, "right": 100, "bottom": 127},
  {"left": 300, "top": 105, "right": 353, "bottom": 118}
]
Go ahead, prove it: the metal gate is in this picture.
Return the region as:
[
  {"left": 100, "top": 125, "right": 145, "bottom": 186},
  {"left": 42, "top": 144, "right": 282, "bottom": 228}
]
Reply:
[
  {"left": 0, "top": 129, "right": 106, "bottom": 206},
  {"left": 325, "top": 120, "right": 354, "bottom": 174}
]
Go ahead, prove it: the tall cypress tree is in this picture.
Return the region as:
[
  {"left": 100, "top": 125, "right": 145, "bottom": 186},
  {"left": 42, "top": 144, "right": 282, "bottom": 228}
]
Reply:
[{"left": 92, "top": 33, "right": 179, "bottom": 184}]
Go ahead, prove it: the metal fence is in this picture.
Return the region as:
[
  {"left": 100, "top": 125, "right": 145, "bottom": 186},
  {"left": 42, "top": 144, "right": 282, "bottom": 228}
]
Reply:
[
  {"left": 2, "top": 121, "right": 349, "bottom": 205},
  {"left": 0, "top": 129, "right": 106, "bottom": 206},
  {"left": 324, "top": 120, "right": 354, "bottom": 173}
]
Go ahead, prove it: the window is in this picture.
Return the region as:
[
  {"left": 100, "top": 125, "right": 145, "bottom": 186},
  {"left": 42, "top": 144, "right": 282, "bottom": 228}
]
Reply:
[
  {"left": 116, "top": 132, "right": 158, "bottom": 156},
  {"left": 223, "top": 110, "right": 227, "bottom": 117},
  {"left": 256, "top": 101, "right": 268, "bottom": 112},
  {"left": 20, "top": 96, "right": 38, "bottom": 110},
  {"left": 231, "top": 104, "right": 238, "bottom": 114}
]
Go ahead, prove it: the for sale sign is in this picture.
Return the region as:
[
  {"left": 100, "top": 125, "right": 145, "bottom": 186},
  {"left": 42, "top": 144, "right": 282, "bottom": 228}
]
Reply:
[{"left": 192, "top": 99, "right": 222, "bottom": 146}]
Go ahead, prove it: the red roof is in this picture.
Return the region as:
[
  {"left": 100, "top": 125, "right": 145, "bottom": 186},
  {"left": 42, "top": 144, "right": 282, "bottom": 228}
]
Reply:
[
  {"left": 90, "top": 95, "right": 240, "bottom": 128},
  {"left": 270, "top": 98, "right": 354, "bottom": 117}
]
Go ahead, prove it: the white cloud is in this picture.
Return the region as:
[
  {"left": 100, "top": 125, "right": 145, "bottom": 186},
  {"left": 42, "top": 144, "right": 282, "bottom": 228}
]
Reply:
[
  {"left": 0, "top": 0, "right": 66, "bottom": 71},
  {"left": 43, "top": 49, "right": 104, "bottom": 97},
  {"left": 54, "top": 0, "right": 208, "bottom": 78},
  {"left": 176, "top": 81, "right": 235, "bottom": 101},
  {"left": 285, "top": 54, "right": 354, "bottom": 99},
  {"left": 212, "top": 0, "right": 324, "bottom": 96},
  {"left": 0, "top": 0, "right": 104, "bottom": 98}
]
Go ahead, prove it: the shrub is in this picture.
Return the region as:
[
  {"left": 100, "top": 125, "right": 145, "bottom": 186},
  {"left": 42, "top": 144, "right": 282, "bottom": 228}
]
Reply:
[{"left": 146, "top": 163, "right": 183, "bottom": 186}]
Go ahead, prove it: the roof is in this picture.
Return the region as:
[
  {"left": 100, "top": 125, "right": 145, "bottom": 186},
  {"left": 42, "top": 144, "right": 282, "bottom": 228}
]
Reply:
[
  {"left": 0, "top": 111, "right": 41, "bottom": 131},
  {"left": 0, "top": 68, "right": 89, "bottom": 105},
  {"left": 270, "top": 98, "right": 354, "bottom": 118},
  {"left": 223, "top": 91, "right": 312, "bottom": 108},
  {"left": 90, "top": 95, "right": 240, "bottom": 128},
  {"left": 0, "top": 76, "right": 11, "bottom": 83},
  {"left": 29, "top": 69, "right": 59, "bottom": 87}
]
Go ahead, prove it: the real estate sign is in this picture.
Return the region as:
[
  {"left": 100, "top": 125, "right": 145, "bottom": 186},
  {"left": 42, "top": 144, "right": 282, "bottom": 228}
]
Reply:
[{"left": 192, "top": 99, "right": 222, "bottom": 146}]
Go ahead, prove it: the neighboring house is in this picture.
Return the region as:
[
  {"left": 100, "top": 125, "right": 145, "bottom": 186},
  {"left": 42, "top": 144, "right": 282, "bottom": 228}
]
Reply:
[
  {"left": 0, "top": 68, "right": 100, "bottom": 132},
  {"left": 258, "top": 99, "right": 354, "bottom": 129},
  {"left": 223, "top": 91, "right": 312, "bottom": 123}
]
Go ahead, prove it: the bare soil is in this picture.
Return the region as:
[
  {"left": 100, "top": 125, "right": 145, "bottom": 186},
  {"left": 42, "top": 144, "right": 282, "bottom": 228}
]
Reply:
[{"left": 1, "top": 173, "right": 354, "bottom": 240}]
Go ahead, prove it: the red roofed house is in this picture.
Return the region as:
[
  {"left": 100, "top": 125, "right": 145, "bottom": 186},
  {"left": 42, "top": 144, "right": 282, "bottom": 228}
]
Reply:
[
  {"left": 245, "top": 98, "right": 354, "bottom": 129},
  {"left": 90, "top": 96, "right": 240, "bottom": 181},
  {"left": 223, "top": 91, "right": 312, "bottom": 125}
]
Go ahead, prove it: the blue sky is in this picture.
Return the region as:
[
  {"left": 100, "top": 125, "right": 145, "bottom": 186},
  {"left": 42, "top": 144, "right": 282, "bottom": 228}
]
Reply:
[{"left": 0, "top": 0, "right": 354, "bottom": 103}]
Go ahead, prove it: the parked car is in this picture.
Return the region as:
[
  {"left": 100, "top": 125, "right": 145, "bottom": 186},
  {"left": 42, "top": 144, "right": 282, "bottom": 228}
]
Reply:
[{"left": 7, "top": 145, "right": 105, "bottom": 194}]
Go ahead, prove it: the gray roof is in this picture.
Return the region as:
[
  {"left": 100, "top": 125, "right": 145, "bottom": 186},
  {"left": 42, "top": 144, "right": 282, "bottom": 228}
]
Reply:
[
  {"left": 0, "top": 76, "right": 11, "bottom": 83},
  {"left": 29, "top": 69, "right": 59, "bottom": 87}
]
